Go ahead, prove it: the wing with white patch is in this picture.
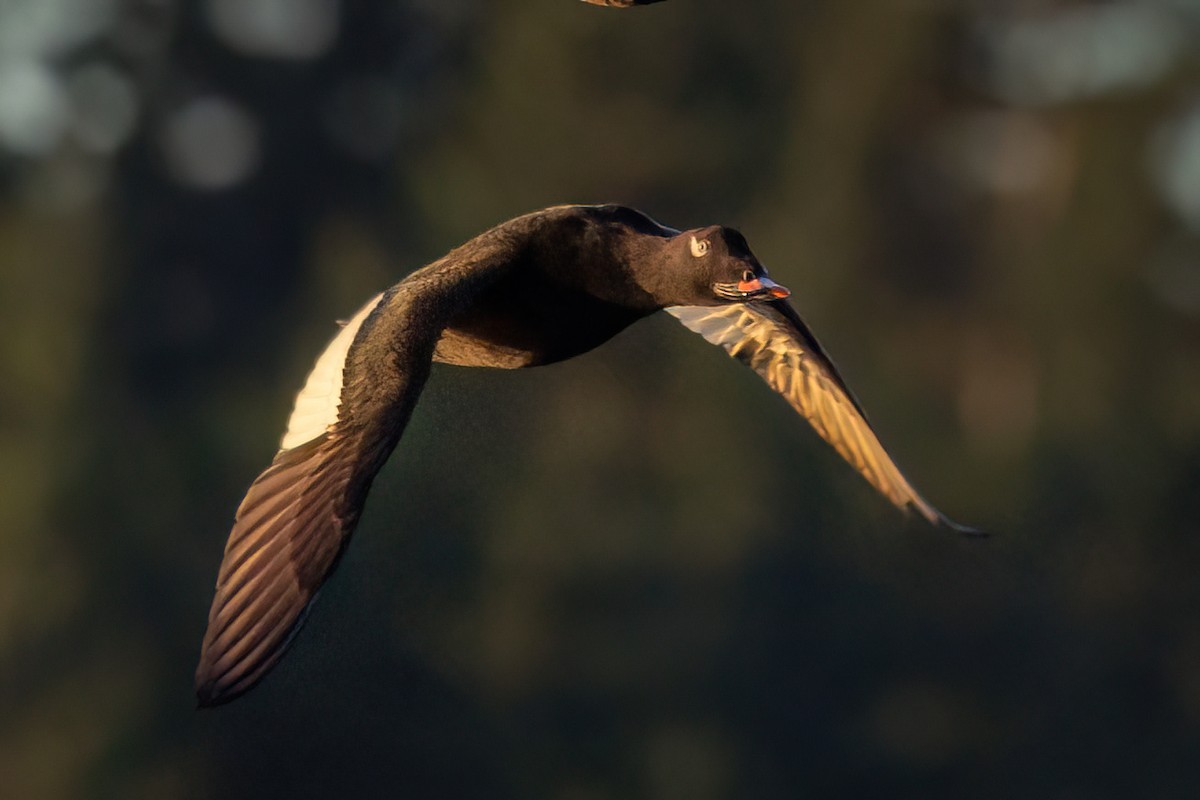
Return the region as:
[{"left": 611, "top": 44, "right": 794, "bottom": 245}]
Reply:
[
  {"left": 197, "top": 290, "right": 436, "bottom": 706},
  {"left": 666, "top": 301, "right": 975, "bottom": 532},
  {"left": 281, "top": 293, "right": 383, "bottom": 450}
]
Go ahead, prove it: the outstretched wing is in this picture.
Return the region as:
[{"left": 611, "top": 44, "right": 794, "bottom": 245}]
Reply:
[
  {"left": 195, "top": 292, "right": 431, "bottom": 707},
  {"left": 582, "top": 0, "right": 668, "bottom": 7},
  {"left": 666, "top": 301, "right": 976, "bottom": 533}
]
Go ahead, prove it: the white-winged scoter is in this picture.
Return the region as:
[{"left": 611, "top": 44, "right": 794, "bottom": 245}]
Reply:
[{"left": 195, "top": 204, "right": 978, "bottom": 707}]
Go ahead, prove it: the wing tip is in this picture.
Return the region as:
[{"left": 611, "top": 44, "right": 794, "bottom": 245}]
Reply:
[
  {"left": 194, "top": 672, "right": 234, "bottom": 709},
  {"left": 194, "top": 651, "right": 274, "bottom": 709},
  {"left": 931, "top": 511, "right": 989, "bottom": 538},
  {"left": 193, "top": 614, "right": 299, "bottom": 709},
  {"left": 194, "top": 645, "right": 252, "bottom": 709},
  {"left": 902, "top": 490, "right": 988, "bottom": 538}
]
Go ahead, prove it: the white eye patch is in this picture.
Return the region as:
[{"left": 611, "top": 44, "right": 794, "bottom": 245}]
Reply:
[{"left": 690, "top": 236, "right": 710, "bottom": 257}]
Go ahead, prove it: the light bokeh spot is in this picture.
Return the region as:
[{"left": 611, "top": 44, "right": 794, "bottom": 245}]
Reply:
[
  {"left": 0, "top": 62, "right": 69, "bottom": 156},
  {"left": 160, "top": 96, "right": 260, "bottom": 190},
  {"left": 206, "top": 0, "right": 339, "bottom": 61}
]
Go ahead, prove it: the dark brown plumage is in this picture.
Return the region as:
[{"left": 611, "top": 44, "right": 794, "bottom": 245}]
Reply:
[
  {"left": 581, "top": 0, "right": 667, "bottom": 7},
  {"left": 195, "top": 204, "right": 977, "bottom": 708}
]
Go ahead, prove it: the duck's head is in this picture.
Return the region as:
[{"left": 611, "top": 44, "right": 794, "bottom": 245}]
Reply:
[{"left": 665, "top": 225, "right": 791, "bottom": 306}]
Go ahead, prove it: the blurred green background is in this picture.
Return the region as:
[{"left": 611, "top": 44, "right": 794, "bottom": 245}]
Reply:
[{"left": 2, "top": 0, "right": 1199, "bottom": 797}]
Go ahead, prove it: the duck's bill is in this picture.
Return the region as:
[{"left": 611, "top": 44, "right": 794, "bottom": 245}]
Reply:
[{"left": 715, "top": 276, "right": 791, "bottom": 302}]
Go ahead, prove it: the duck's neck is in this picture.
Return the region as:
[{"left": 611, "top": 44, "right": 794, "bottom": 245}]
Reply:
[{"left": 522, "top": 208, "right": 670, "bottom": 314}]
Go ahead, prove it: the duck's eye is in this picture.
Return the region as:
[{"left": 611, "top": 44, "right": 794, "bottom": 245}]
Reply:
[
  {"left": 689, "top": 236, "right": 710, "bottom": 258},
  {"left": 741, "top": 269, "right": 756, "bottom": 283}
]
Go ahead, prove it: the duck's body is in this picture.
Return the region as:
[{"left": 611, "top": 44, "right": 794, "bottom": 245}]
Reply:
[
  {"left": 430, "top": 206, "right": 665, "bottom": 368},
  {"left": 196, "top": 204, "right": 975, "bottom": 707}
]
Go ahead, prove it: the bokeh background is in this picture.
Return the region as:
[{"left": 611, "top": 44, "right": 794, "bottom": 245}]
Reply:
[{"left": 3, "top": 0, "right": 1199, "bottom": 797}]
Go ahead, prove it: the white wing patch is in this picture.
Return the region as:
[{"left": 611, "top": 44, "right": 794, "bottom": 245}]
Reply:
[{"left": 280, "top": 293, "right": 383, "bottom": 451}]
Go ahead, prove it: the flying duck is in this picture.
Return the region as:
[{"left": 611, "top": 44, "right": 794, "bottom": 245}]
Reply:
[
  {"left": 582, "top": 0, "right": 666, "bottom": 7},
  {"left": 195, "top": 204, "right": 977, "bottom": 707}
]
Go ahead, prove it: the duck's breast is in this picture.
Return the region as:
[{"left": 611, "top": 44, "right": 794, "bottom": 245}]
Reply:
[{"left": 433, "top": 269, "right": 646, "bottom": 369}]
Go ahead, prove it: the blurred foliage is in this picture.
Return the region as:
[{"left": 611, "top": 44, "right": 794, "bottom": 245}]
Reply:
[{"left": 1, "top": 0, "right": 1199, "bottom": 797}]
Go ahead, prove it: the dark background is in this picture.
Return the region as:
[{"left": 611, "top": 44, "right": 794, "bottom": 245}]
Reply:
[{"left": 2, "top": 1, "right": 1199, "bottom": 797}]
